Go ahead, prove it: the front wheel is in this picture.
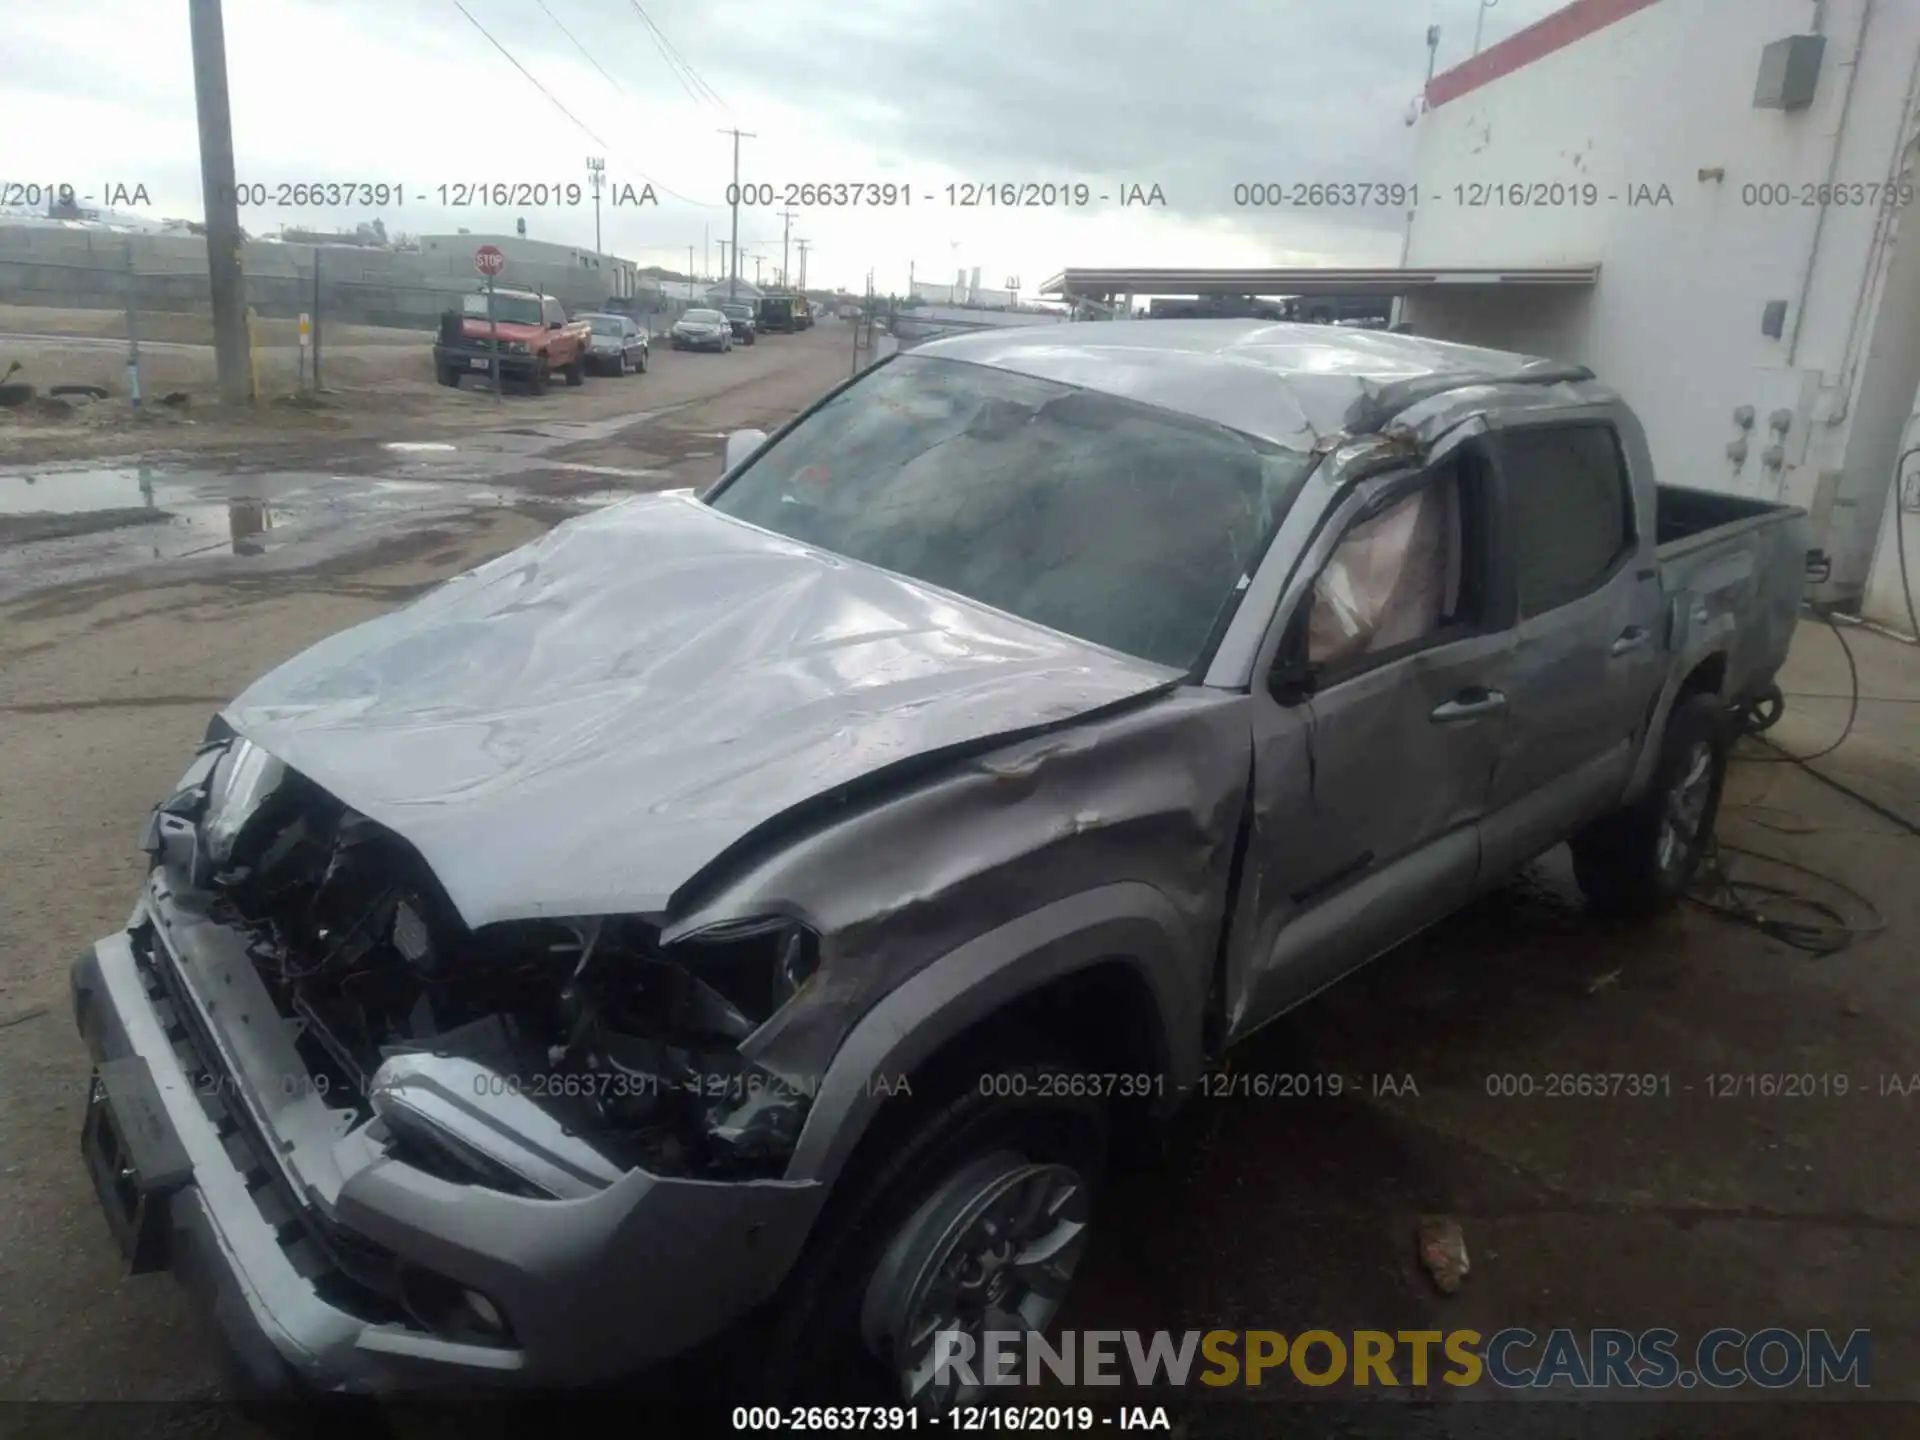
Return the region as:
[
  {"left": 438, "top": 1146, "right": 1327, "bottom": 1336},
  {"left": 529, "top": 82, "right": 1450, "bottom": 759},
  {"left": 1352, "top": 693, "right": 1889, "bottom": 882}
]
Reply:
[
  {"left": 757, "top": 1062, "right": 1105, "bottom": 1408},
  {"left": 1571, "top": 690, "right": 1731, "bottom": 915},
  {"left": 636, "top": 348, "right": 648, "bottom": 373},
  {"left": 564, "top": 355, "right": 584, "bottom": 386}
]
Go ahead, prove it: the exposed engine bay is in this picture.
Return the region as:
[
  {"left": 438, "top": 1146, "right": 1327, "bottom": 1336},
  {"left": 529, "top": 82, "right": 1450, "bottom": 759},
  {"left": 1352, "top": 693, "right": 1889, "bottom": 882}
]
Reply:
[{"left": 174, "top": 737, "right": 819, "bottom": 1187}]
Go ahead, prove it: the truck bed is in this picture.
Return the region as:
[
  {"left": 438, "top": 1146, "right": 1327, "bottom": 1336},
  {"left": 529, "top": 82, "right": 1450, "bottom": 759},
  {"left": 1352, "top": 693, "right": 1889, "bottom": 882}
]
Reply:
[
  {"left": 1654, "top": 483, "right": 1810, "bottom": 707},
  {"left": 1655, "top": 483, "right": 1797, "bottom": 557}
]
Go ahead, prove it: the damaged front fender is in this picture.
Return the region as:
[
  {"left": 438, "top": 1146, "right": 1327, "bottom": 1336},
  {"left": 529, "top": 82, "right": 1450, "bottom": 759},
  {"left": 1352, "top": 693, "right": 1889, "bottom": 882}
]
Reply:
[{"left": 662, "top": 685, "right": 1256, "bottom": 1184}]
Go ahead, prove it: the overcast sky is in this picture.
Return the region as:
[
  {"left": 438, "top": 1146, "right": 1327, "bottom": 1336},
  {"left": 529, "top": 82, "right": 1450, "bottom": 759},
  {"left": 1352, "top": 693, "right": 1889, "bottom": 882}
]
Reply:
[{"left": 2, "top": 0, "right": 1569, "bottom": 294}]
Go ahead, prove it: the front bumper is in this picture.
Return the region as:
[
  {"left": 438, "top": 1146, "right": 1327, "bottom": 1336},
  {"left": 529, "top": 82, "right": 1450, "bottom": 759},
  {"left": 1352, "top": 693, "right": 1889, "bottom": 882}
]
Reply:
[
  {"left": 70, "top": 888, "right": 825, "bottom": 1395},
  {"left": 433, "top": 345, "right": 542, "bottom": 381},
  {"left": 671, "top": 333, "right": 728, "bottom": 350}
]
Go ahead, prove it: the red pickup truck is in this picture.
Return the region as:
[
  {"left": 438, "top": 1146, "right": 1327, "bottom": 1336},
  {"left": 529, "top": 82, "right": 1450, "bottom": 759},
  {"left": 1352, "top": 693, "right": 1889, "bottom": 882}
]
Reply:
[{"left": 434, "top": 287, "right": 593, "bottom": 394}]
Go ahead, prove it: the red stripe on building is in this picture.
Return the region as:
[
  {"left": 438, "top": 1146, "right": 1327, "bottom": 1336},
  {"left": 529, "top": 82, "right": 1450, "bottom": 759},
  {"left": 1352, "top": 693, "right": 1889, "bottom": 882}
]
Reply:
[{"left": 1426, "top": 0, "right": 1663, "bottom": 110}]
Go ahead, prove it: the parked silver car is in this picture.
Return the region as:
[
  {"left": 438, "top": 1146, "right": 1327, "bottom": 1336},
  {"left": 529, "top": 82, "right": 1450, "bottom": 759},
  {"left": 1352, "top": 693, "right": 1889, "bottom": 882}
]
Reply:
[
  {"left": 71, "top": 322, "right": 1808, "bottom": 1407},
  {"left": 579, "top": 312, "right": 649, "bottom": 376},
  {"left": 671, "top": 308, "right": 733, "bottom": 352}
]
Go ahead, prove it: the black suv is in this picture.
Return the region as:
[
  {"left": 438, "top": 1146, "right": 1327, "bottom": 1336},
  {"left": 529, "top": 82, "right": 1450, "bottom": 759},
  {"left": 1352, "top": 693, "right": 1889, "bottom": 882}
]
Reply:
[{"left": 719, "top": 303, "right": 758, "bottom": 345}]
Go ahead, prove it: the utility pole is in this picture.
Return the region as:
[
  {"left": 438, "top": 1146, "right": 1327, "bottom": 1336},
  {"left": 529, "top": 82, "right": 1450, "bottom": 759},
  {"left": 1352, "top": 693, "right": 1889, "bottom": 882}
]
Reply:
[
  {"left": 1472, "top": 0, "right": 1498, "bottom": 56},
  {"left": 123, "top": 241, "right": 143, "bottom": 408},
  {"left": 704, "top": 222, "right": 709, "bottom": 280},
  {"left": 586, "top": 155, "right": 605, "bottom": 258},
  {"left": 716, "top": 238, "right": 732, "bottom": 291},
  {"left": 188, "top": 0, "right": 251, "bottom": 405},
  {"left": 688, "top": 245, "right": 695, "bottom": 282},
  {"left": 753, "top": 253, "right": 763, "bottom": 287},
  {"left": 718, "top": 127, "right": 756, "bottom": 301},
  {"left": 777, "top": 208, "right": 795, "bottom": 292},
  {"left": 796, "top": 239, "right": 810, "bottom": 292}
]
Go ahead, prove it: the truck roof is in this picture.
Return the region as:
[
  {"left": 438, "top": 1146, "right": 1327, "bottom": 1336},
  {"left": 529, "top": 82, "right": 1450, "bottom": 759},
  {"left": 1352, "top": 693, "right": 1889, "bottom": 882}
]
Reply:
[{"left": 918, "top": 319, "right": 1598, "bottom": 450}]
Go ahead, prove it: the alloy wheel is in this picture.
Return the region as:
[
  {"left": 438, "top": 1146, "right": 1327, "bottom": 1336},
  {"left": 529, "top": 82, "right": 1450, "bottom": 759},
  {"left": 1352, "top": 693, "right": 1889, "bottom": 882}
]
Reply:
[
  {"left": 861, "top": 1153, "right": 1090, "bottom": 1410},
  {"left": 1658, "top": 740, "right": 1714, "bottom": 878}
]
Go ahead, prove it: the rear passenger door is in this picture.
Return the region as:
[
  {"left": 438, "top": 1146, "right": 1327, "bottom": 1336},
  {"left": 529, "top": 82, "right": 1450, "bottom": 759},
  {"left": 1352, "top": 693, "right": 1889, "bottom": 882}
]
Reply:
[{"left": 1477, "top": 416, "right": 1665, "bottom": 880}]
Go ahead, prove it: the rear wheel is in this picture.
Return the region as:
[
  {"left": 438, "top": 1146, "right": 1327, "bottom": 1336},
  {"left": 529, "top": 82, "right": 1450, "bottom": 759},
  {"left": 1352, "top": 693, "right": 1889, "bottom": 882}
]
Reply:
[
  {"left": 1571, "top": 690, "right": 1731, "bottom": 915},
  {"left": 757, "top": 1060, "right": 1106, "bottom": 1408}
]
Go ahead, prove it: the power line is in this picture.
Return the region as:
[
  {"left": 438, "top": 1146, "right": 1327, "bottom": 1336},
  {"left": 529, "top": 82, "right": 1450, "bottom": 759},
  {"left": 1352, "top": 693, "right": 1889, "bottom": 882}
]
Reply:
[
  {"left": 633, "top": 1, "right": 726, "bottom": 109},
  {"left": 451, "top": 0, "right": 609, "bottom": 149},
  {"left": 457, "top": 0, "right": 721, "bottom": 210},
  {"left": 628, "top": 0, "right": 728, "bottom": 113},
  {"left": 536, "top": 0, "right": 625, "bottom": 93}
]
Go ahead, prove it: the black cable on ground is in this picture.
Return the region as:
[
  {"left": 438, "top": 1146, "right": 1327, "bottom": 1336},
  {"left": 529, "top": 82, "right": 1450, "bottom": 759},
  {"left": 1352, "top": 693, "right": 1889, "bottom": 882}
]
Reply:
[
  {"left": 1685, "top": 837, "right": 1886, "bottom": 957},
  {"left": 1738, "top": 605, "right": 1860, "bottom": 762}
]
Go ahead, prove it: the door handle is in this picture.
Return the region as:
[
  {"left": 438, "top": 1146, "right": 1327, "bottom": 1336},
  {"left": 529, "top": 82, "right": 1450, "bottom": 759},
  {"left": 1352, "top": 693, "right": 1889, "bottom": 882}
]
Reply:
[
  {"left": 1430, "top": 688, "right": 1507, "bottom": 723},
  {"left": 1610, "top": 626, "right": 1651, "bottom": 656}
]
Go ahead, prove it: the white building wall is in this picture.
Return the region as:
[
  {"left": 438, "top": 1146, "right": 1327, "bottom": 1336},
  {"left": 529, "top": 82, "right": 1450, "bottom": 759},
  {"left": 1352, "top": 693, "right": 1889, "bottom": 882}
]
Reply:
[{"left": 1402, "top": 0, "right": 1920, "bottom": 619}]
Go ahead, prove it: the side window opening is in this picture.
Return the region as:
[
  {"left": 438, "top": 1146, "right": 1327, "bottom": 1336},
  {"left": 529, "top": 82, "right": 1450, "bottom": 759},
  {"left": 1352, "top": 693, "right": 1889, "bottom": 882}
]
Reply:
[
  {"left": 1303, "top": 454, "right": 1475, "bottom": 672},
  {"left": 1501, "top": 423, "right": 1634, "bottom": 617}
]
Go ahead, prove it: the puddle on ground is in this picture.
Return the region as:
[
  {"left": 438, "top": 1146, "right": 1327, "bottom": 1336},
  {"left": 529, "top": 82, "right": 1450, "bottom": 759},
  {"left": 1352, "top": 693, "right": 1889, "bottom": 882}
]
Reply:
[
  {"left": 0, "top": 462, "right": 514, "bottom": 600},
  {"left": 382, "top": 441, "right": 458, "bottom": 453}
]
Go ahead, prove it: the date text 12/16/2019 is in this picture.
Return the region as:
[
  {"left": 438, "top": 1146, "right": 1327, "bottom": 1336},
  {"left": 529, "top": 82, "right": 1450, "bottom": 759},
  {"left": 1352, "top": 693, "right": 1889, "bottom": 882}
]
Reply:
[
  {"left": 204, "top": 181, "right": 662, "bottom": 208},
  {"left": 724, "top": 182, "right": 1168, "bottom": 208}
]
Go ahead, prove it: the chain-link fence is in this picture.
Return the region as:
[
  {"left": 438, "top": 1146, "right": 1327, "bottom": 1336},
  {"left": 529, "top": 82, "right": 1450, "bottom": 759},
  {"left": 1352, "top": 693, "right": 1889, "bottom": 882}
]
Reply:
[{"left": 0, "top": 224, "right": 726, "bottom": 398}]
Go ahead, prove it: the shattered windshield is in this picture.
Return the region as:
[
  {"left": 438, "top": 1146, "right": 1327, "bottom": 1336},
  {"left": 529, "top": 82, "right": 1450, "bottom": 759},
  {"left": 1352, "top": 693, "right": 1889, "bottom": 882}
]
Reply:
[{"left": 707, "top": 354, "right": 1316, "bottom": 671}]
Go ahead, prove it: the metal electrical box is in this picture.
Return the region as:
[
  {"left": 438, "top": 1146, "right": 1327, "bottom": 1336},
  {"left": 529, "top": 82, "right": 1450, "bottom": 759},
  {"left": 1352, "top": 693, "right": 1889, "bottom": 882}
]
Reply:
[{"left": 1754, "top": 34, "right": 1825, "bottom": 110}]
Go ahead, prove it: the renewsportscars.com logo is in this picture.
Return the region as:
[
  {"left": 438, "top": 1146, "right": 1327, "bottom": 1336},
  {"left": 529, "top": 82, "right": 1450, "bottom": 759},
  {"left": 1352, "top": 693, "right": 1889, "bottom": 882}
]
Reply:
[{"left": 930, "top": 1327, "right": 1872, "bottom": 1392}]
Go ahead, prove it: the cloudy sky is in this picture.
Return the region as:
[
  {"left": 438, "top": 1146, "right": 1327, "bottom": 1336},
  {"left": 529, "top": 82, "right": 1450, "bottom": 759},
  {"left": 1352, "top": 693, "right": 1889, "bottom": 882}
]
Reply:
[{"left": 2, "top": 0, "right": 1568, "bottom": 294}]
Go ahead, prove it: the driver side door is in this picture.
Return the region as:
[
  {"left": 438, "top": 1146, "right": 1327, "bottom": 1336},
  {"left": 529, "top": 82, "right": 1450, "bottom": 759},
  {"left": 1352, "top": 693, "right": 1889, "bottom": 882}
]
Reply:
[{"left": 1229, "top": 440, "right": 1516, "bottom": 1038}]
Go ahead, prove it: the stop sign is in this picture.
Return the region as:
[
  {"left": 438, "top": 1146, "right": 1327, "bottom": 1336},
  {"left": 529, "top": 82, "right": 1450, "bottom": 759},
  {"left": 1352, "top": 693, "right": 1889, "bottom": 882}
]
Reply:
[{"left": 474, "top": 244, "right": 506, "bottom": 277}]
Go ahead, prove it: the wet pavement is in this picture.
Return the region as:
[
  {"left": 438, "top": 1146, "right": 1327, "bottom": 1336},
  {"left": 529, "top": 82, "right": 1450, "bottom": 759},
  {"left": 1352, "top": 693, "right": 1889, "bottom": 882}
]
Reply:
[{"left": 0, "top": 403, "right": 718, "bottom": 601}]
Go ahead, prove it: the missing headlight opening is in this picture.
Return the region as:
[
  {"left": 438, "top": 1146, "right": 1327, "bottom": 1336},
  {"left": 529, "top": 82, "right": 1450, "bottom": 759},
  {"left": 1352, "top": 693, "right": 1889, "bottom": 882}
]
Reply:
[{"left": 194, "top": 740, "right": 818, "bottom": 1185}]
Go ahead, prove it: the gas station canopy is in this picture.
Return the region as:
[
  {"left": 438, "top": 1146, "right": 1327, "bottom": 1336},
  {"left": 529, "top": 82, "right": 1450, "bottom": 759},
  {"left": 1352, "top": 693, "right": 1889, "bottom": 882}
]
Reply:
[{"left": 1039, "top": 265, "right": 1601, "bottom": 300}]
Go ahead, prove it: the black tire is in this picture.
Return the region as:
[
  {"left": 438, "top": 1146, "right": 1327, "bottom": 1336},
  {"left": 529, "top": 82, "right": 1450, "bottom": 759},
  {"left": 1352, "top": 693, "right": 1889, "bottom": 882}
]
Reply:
[
  {"left": 565, "top": 355, "right": 585, "bottom": 386},
  {"left": 435, "top": 366, "right": 459, "bottom": 388},
  {"left": 636, "top": 348, "right": 648, "bottom": 373},
  {"left": 1571, "top": 690, "right": 1732, "bottom": 916},
  {"left": 528, "top": 360, "right": 549, "bottom": 396},
  {"left": 754, "top": 1060, "right": 1107, "bottom": 1407}
]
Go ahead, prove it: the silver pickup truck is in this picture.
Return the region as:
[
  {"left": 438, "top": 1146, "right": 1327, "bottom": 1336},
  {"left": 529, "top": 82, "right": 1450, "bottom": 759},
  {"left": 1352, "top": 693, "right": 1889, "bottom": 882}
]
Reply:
[{"left": 69, "top": 322, "right": 1809, "bottom": 1407}]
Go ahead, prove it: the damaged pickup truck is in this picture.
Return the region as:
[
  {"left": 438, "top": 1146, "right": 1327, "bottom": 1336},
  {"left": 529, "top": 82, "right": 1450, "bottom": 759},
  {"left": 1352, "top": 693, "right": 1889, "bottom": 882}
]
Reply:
[{"left": 71, "top": 321, "right": 1811, "bottom": 1407}]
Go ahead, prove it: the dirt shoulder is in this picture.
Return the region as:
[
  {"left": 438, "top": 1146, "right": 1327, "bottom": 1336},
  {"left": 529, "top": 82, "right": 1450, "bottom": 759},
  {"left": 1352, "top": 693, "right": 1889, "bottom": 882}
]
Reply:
[{"left": 0, "top": 312, "right": 855, "bottom": 466}]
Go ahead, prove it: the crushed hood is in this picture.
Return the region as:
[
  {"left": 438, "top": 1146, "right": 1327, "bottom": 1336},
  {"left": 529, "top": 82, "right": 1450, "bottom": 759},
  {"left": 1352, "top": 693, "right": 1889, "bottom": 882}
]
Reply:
[{"left": 222, "top": 494, "right": 1181, "bottom": 928}]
